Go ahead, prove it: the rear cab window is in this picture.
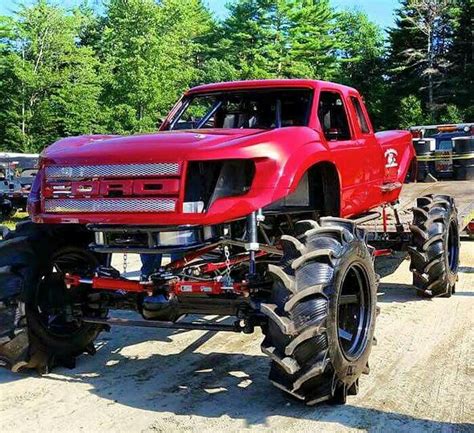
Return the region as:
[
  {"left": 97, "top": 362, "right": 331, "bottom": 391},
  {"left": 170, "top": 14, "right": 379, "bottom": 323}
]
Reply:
[
  {"left": 350, "top": 96, "right": 371, "bottom": 134},
  {"left": 317, "top": 91, "right": 352, "bottom": 141}
]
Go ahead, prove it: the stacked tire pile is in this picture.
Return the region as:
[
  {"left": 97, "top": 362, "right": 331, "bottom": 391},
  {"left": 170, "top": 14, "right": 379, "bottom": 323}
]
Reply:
[
  {"left": 413, "top": 138, "right": 435, "bottom": 181},
  {"left": 453, "top": 136, "right": 474, "bottom": 180},
  {"left": 413, "top": 134, "right": 474, "bottom": 181}
]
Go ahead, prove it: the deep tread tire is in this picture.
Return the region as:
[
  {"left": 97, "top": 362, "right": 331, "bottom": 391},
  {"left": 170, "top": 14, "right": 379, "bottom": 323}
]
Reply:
[
  {"left": 261, "top": 218, "right": 378, "bottom": 405},
  {"left": 24, "top": 247, "right": 104, "bottom": 372},
  {"left": 0, "top": 222, "right": 104, "bottom": 372},
  {"left": 408, "top": 195, "right": 460, "bottom": 297}
]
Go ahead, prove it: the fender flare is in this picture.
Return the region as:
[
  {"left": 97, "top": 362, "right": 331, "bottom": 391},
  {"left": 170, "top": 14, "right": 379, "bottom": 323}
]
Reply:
[{"left": 273, "top": 141, "right": 342, "bottom": 201}]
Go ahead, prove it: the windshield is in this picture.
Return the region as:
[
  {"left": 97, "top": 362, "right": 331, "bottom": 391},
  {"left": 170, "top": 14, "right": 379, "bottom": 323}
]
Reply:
[{"left": 166, "top": 89, "right": 313, "bottom": 130}]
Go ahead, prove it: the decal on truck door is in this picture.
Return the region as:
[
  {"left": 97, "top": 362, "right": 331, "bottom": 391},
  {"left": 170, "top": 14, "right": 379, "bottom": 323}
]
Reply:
[{"left": 385, "top": 148, "right": 399, "bottom": 168}]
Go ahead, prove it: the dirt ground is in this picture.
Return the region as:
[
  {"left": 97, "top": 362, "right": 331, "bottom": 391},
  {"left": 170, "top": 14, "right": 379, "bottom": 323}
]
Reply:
[{"left": 0, "top": 241, "right": 473, "bottom": 433}]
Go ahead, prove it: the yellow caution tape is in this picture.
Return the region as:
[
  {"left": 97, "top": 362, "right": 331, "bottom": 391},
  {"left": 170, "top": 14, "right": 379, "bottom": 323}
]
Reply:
[{"left": 417, "top": 153, "right": 474, "bottom": 162}]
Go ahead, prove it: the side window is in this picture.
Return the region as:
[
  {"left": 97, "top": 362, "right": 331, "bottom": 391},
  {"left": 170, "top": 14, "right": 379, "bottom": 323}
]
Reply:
[
  {"left": 351, "top": 96, "right": 370, "bottom": 134},
  {"left": 318, "top": 91, "right": 352, "bottom": 141}
]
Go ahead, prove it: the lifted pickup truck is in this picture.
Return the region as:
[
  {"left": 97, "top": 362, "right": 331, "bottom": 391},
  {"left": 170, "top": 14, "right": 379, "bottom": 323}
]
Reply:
[{"left": 0, "top": 80, "right": 463, "bottom": 406}]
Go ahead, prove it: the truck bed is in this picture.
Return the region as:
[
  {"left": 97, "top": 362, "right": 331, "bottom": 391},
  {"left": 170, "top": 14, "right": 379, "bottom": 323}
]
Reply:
[
  {"left": 361, "top": 180, "right": 474, "bottom": 232},
  {"left": 399, "top": 181, "right": 473, "bottom": 230}
]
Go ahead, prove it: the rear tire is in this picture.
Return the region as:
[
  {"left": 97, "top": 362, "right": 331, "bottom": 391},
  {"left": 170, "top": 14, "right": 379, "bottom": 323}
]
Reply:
[
  {"left": 260, "top": 217, "right": 378, "bottom": 405},
  {"left": 408, "top": 195, "right": 460, "bottom": 298}
]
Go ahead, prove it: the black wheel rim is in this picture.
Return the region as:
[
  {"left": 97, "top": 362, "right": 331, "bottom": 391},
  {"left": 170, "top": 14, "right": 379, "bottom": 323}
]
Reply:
[
  {"left": 337, "top": 264, "right": 371, "bottom": 361},
  {"left": 35, "top": 250, "right": 96, "bottom": 338},
  {"left": 447, "top": 220, "right": 459, "bottom": 273}
]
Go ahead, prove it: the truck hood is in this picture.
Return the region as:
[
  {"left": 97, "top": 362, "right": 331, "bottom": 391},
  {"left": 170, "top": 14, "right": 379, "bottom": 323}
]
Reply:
[{"left": 42, "top": 129, "right": 268, "bottom": 165}]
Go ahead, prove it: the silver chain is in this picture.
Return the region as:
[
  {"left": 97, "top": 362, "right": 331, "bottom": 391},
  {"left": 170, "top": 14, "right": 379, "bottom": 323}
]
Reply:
[
  {"left": 123, "top": 253, "right": 128, "bottom": 276},
  {"left": 224, "top": 245, "right": 231, "bottom": 277},
  {"left": 222, "top": 245, "right": 233, "bottom": 288}
]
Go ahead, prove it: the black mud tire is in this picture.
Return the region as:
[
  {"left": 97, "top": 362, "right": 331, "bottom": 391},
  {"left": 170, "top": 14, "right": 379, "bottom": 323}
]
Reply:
[
  {"left": 0, "top": 222, "right": 104, "bottom": 372},
  {"left": 24, "top": 247, "right": 104, "bottom": 371},
  {"left": 260, "top": 217, "right": 378, "bottom": 405},
  {"left": 408, "top": 195, "right": 460, "bottom": 298}
]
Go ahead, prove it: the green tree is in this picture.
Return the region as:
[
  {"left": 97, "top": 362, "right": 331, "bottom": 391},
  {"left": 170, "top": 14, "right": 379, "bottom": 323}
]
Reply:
[
  {"left": 216, "top": 0, "right": 284, "bottom": 78},
  {"left": 335, "top": 9, "right": 387, "bottom": 127},
  {"left": 385, "top": 0, "right": 426, "bottom": 128},
  {"left": 0, "top": 1, "right": 103, "bottom": 152},
  {"left": 287, "top": 0, "right": 339, "bottom": 79},
  {"left": 387, "top": 0, "right": 462, "bottom": 122},
  {"left": 446, "top": 0, "right": 473, "bottom": 120},
  {"left": 439, "top": 104, "right": 464, "bottom": 123},
  {"left": 217, "top": 0, "right": 339, "bottom": 79},
  {"left": 398, "top": 95, "right": 428, "bottom": 128},
  {"left": 99, "top": 0, "right": 214, "bottom": 133}
]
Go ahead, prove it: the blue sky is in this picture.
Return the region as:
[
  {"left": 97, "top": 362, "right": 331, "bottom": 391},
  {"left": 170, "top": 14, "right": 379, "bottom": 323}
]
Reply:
[
  {"left": 0, "top": 0, "right": 400, "bottom": 29},
  {"left": 207, "top": 0, "right": 400, "bottom": 28}
]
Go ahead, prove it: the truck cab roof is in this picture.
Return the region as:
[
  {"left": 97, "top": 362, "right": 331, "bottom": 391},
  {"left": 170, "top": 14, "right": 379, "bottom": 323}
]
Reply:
[{"left": 187, "top": 79, "right": 359, "bottom": 96}]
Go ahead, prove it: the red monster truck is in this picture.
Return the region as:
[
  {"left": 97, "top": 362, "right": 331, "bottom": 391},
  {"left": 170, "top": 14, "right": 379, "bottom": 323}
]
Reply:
[{"left": 0, "top": 80, "right": 460, "bottom": 405}]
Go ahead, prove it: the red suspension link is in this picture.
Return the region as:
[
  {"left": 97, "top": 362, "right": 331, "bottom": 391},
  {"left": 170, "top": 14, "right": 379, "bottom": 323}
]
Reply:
[
  {"left": 64, "top": 273, "right": 247, "bottom": 296},
  {"left": 65, "top": 273, "right": 150, "bottom": 293}
]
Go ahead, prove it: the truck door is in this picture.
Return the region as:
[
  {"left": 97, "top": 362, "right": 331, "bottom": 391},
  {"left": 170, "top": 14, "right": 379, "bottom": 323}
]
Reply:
[
  {"left": 348, "top": 95, "right": 387, "bottom": 189},
  {"left": 317, "top": 90, "right": 381, "bottom": 215}
]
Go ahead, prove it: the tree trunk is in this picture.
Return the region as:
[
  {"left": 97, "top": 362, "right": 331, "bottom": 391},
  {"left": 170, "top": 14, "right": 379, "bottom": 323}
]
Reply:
[{"left": 427, "top": 28, "right": 434, "bottom": 116}]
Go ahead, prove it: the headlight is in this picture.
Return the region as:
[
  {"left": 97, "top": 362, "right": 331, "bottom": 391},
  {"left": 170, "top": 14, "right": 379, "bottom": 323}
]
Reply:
[{"left": 183, "top": 201, "right": 204, "bottom": 213}]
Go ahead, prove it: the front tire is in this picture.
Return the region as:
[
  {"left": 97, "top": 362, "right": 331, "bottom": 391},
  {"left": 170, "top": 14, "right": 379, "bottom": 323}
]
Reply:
[
  {"left": 25, "top": 247, "right": 105, "bottom": 371},
  {"left": 260, "top": 218, "right": 378, "bottom": 405}
]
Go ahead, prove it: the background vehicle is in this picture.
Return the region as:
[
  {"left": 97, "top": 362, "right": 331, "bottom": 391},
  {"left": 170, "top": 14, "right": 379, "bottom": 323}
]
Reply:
[
  {"left": 0, "top": 154, "right": 39, "bottom": 215},
  {"left": 7, "top": 167, "right": 39, "bottom": 213},
  {"left": 410, "top": 123, "right": 474, "bottom": 181},
  {"left": 0, "top": 80, "right": 466, "bottom": 406}
]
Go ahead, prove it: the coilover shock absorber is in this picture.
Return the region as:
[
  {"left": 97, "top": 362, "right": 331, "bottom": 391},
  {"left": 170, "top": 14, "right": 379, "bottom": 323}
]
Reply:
[{"left": 246, "top": 210, "right": 261, "bottom": 277}]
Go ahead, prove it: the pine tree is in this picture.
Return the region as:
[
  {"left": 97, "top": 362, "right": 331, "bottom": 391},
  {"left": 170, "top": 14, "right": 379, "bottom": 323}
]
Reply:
[
  {"left": 217, "top": 0, "right": 339, "bottom": 79},
  {"left": 335, "top": 9, "right": 386, "bottom": 127},
  {"left": 446, "top": 0, "right": 473, "bottom": 119},
  {"left": 217, "top": 0, "right": 282, "bottom": 78},
  {"left": 287, "top": 0, "right": 339, "bottom": 79},
  {"left": 388, "top": 0, "right": 457, "bottom": 120}
]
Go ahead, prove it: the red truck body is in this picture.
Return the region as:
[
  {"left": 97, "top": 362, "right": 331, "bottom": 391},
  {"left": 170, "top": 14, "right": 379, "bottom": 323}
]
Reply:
[
  {"left": 30, "top": 79, "right": 414, "bottom": 225},
  {"left": 3, "top": 80, "right": 462, "bottom": 408}
]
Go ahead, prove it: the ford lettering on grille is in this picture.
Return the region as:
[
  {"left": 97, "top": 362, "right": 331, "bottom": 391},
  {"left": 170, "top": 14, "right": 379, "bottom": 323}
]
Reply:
[
  {"left": 45, "top": 179, "right": 180, "bottom": 198},
  {"left": 43, "top": 163, "right": 181, "bottom": 213}
]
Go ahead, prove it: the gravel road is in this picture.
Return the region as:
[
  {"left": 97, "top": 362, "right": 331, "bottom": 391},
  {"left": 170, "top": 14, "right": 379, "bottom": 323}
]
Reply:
[{"left": 0, "top": 242, "right": 473, "bottom": 433}]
